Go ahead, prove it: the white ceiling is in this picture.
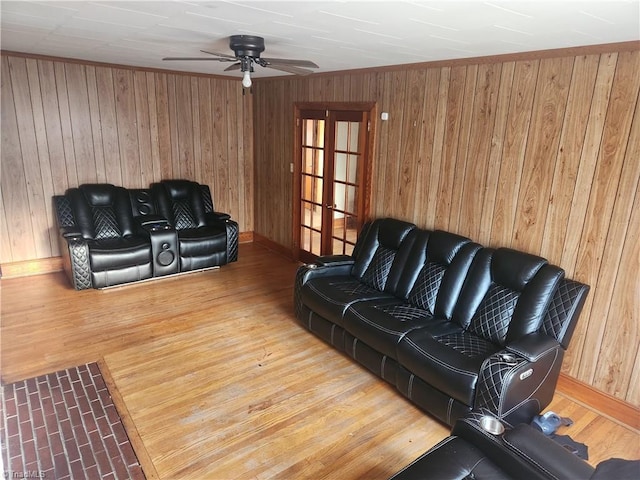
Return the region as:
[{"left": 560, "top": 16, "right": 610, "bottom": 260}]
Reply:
[{"left": 1, "top": 0, "right": 639, "bottom": 80}]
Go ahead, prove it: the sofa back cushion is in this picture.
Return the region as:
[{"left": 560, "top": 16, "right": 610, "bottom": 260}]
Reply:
[
  {"left": 351, "top": 218, "right": 416, "bottom": 294},
  {"left": 152, "top": 180, "right": 207, "bottom": 230},
  {"left": 453, "top": 248, "right": 564, "bottom": 346},
  {"left": 68, "top": 184, "right": 136, "bottom": 240},
  {"left": 404, "top": 230, "right": 481, "bottom": 318}
]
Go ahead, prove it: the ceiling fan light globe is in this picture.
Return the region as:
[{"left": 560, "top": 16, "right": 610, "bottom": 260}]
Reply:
[{"left": 242, "top": 71, "right": 252, "bottom": 88}]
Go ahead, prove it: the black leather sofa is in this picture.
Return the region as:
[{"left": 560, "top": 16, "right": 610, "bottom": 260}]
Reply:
[
  {"left": 54, "top": 180, "right": 238, "bottom": 290},
  {"left": 389, "top": 410, "right": 596, "bottom": 480},
  {"left": 294, "top": 218, "right": 589, "bottom": 427}
]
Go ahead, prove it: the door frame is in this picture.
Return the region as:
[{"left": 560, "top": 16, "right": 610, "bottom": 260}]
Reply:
[{"left": 292, "top": 102, "right": 377, "bottom": 262}]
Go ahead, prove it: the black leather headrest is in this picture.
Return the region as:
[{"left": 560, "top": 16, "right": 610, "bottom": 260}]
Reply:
[
  {"left": 79, "top": 184, "right": 117, "bottom": 206},
  {"left": 491, "top": 248, "right": 547, "bottom": 290},
  {"left": 161, "top": 180, "right": 196, "bottom": 199}
]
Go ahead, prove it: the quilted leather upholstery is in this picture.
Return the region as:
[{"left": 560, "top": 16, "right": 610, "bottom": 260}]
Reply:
[
  {"left": 294, "top": 217, "right": 589, "bottom": 427},
  {"left": 390, "top": 412, "right": 595, "bottom": 480},
  {"left": 54, "top": 180, "right": 238, "bottom": 289},
  {"left": 54, "top": 184, "right": 153, "bottom": 289},
  {"left": 150, "top": 180, "right": 238, "bottom": 271}
]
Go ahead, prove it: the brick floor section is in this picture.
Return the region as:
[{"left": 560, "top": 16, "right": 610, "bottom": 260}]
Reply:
[{"left": 1, "top": 363, "right": 145, "bottom": 480}]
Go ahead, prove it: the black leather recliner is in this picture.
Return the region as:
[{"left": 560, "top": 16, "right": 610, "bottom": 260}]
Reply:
[
  {"left": 389, "top": 411, "right": 596, "bottom": 480},
  {"left": 150, "top": 180, "right": 238, "bottom": 272},
  {"left": 294, "top": 218, "right": 589, "bottom": 426},
  {"left": 54, "top": 184, "right": 153, "bottom": 289},
  {"left": 54, "top": 180, "right": 239, "bottom": 290}
]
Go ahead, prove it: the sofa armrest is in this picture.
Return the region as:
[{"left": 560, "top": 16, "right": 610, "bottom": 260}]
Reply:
[
  {"left": 452, "top": 413, "right": 594, "bottom": 480},
  {"left": 294, "top": 262, "right": 355, "bottom": 320},
  {"left": 507, "top": 333, "right": 560, "bottom": 362},
  {"left": 502, "top": 424, "right": 595, "bottom": 480},
  {"left": 60, "top": 226, "right": 83, "bottom": 239},
  {"left": 205, "top": 211, "right": 231, "bottom": 224},
  {"left": 475, "top": 338, "right": 564, "bottom": 424},
  {"left": 315, "top": 255, "right": 355, "bottom": 267}
]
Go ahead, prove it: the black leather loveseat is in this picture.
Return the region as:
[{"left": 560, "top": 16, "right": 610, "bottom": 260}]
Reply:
[
  {"left": 54, "top": 180, "right": 238, "bottom": 290},
  {"left": 294, "top": 218, "right": 588, "bottom": 427}
]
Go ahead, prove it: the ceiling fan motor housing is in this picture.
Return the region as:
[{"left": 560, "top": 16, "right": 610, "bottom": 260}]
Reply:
[{"left": 230, "top": 35, "right": 265, "bottom": 59}]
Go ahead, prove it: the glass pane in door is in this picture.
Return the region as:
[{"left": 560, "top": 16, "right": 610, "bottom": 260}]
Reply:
[{"left": 331, "top": 120, "right": 360, "bottom": 255}]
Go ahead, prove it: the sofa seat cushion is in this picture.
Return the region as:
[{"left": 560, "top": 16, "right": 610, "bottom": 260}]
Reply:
[
  {"left": 397, "top": 324, "right": 500, "bottom": 406},
  {"left": 89, "top": 236, "right": 152, "bottom": 270},
  {"left": 343, "top": 300, "right": 435, "bottom": 359},
  {"left": 301, "top": 276, "right": 396, "bottom": 326},
  {"left": 177, "top": 226, "right": 227, "bottom": 256}
]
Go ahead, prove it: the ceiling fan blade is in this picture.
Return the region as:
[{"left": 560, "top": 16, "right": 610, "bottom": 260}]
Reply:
[
  {"left": 200, "top": 49, "right": 237, "bottom": 60},
  {"left": 163, "top": 57, "right": 233, "bottom": 61},
  {"left": 264, "top": 64, "right": 315, "bottom": 76},
  {"left": 224, "top": 63, "right": 242, "bottom": 72},
  {"left": 262, "top": 58, "right": 319, "bottom": 68}
]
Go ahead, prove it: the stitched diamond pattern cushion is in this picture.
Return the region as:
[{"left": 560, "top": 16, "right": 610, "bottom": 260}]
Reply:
[
  {"left": 468, "top": 284, "right": 520, "bottom": 345},
  {"left": 375, "top": 304, "right": 430, "bottom": 322},
  {"left": 437, "top": 332, "right": 496, "bottom": 358},
  {"left": 542, "top": 279, "right": 582, "bottom": 342},
  {"left": 172, "top": 199, "right": 197, "bottom": 230},
  {"left": 361, "top": 246, "right": 396, "bottom": 291},
  {"left": 92, "top": 207, "right": 121, "bottom": 239},
  {"left": 330, "top": 280, "right": 380, "bottom": 296},
  {"left": 408, "top": 262, "right": 446, "bottom": 314}
]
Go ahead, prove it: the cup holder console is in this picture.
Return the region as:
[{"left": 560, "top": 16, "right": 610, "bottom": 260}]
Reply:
[
  {"left": 479, "top": 415, "right": 505, "bottom": 435},
  {"left": 148, "top": 227, "right": 178, "bottom": 276}
]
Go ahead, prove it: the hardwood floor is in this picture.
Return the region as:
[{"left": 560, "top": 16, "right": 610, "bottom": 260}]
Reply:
[{"left": 1, "top": 243, "right": 638, "bottom": 479}]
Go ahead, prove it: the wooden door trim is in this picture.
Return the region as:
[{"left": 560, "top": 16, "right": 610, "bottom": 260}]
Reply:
[{"left": 292, "top": 102, "right": 376, "bottom": 262}]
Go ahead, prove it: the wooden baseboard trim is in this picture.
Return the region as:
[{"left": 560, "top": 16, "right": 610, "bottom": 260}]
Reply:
[
  {"left": 98, "top": 358, "right": 160, "bottom": 480},
  {"left": 1, "top": 257, "right": 63, "bottom": 278},
  {"left": 253, "top": 233, "right": 295, "bottom": 260},
  {"left": 239, "top": 231, "right": 254, "bottom": 243},
  {"left": 557, "top": 373, "right": 640, "bottom": 431}
]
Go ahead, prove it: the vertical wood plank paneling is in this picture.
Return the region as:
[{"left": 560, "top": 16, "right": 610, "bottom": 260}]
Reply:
[
  {"left": 175, "top": 75, "right": 194, "bottom": 180},
  {"left": 398, "top": 69, "right": 426, "bottom": 221},
  {"left": 113, "top": 69, "right": 140, "bottom": 187},
  {"left": 574, "top": 50, "right": 640, "bottom": 383},
  {"left": 541, "top": 55, "right": 600, "bottom": 265},
  {"left": 511, "top": 57, "right": 573, "bottom": 253},
  {"left": 458, "top": 63, "right": 501, "bottom": 242},
  {"left": 95, "top": 66, "right": 123, "bottom": 186},
  {"left": 154, "top": 73, "right": 173, "bottom": 181},
  {"left": 37, "top": 60, "right": 69, "bottom": 194},
  {"left": 434, "top": 66, "right": 466, "bottom": 231},
  {"left": 592, "top": 96, "right": 640, "bottom": 400},
  {"left": 251, "top": 46, "right": 640, "bottom": 406},
  {"left": 133, "top": 70, "right": 153, "bottom": 186},
  {"left": 85, "top": 66, "right": 108, "bottom": 184},
  {"left": 226, "top": 81, "right": 240, "bottom": 221},
  {"left": 25, "top": 58, "right": 57, "bottom": 254},
  {"left": 414, "top": 68, "right": 441, "bottom": 227},
  {"left": 489, "top": 60, "right": 538, "bottom": 248},
  {"left": 9, "top": 57, "right": 51, "bottom": 258},
  {"left": 65, "top": 63, "right": 98, "bottom": 184},
  {"left": 423, "top": 68, "right": 448, "bottom": 226},
  {"left": 211, "top": 78, "right": 230, "bottom": 214},
  {"left": 449, "top": 65, "right": 477, "bottom": 234},
  {"left": 1, "top": 57, "right": 36, "bottom": 260},
  {"left": 145, "top": 72, "right": 162, "bottom": 183},
  {"left": 54, "top": 61, "right": 79, "bottom": 187},
  {"left": 480, "top": 61, "right": 514, "bottom": 245}
]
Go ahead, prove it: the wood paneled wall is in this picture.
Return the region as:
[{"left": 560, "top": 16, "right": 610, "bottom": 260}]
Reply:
[
  {"left": 0, "top": 53, "right": 253, "bottom": 263},
  {"left": 252, "top": 45, "right": 640, "bottom": 406}
]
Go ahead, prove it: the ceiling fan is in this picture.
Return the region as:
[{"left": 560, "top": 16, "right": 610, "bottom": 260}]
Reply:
[{"left": 163, "top": 35, "right": 319, "bottom": 88}]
